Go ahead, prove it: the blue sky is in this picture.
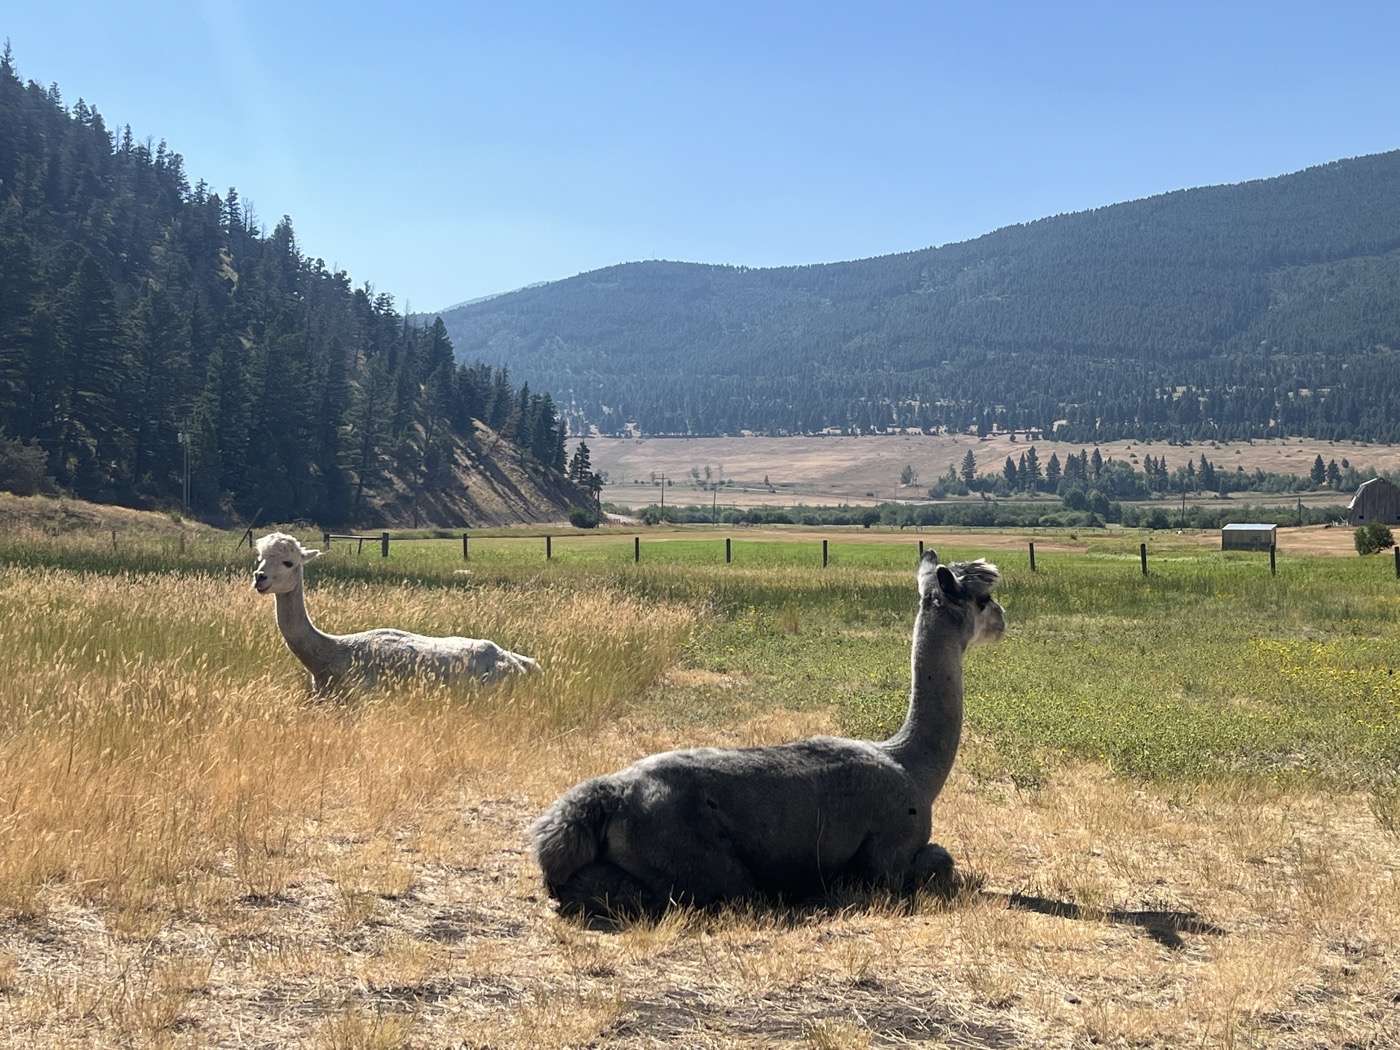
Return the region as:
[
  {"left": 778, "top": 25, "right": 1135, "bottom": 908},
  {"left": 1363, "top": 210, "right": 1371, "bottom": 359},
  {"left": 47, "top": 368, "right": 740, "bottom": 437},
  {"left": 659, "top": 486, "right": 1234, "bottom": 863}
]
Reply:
[{"left": 5, "top": 2, "right": 1399, "bottom": 310}]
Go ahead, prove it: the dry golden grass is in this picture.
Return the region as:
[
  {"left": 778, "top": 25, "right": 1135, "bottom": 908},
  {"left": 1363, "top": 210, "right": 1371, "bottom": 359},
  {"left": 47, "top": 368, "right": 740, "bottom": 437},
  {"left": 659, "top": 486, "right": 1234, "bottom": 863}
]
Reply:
[
  {"left": 0, "top": 560, "right": 1395, "bottom": 1047},
  {"left": 0, "top": 491, "right": 214, "bottom": 539},
  {"left": 589, "top": 433, "right": 1400, "bottom": 506}
]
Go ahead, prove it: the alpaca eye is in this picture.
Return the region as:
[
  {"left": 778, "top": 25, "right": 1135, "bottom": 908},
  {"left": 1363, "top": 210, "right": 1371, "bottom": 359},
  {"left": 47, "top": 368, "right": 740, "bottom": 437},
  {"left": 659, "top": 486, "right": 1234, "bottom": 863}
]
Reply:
[{"left": 282, "top": 561, "right": 293, "bottom": 568}]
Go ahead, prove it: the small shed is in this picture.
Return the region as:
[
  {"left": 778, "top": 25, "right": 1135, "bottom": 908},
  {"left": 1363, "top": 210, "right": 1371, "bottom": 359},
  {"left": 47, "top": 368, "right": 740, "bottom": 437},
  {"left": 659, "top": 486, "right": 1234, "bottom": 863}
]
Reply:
[
  {"left": 1222, "top": 523, "right": 1277, "bottom": 551},
  {"left": 1348, "top": 477, "right": 1400, "bottom": 527}
]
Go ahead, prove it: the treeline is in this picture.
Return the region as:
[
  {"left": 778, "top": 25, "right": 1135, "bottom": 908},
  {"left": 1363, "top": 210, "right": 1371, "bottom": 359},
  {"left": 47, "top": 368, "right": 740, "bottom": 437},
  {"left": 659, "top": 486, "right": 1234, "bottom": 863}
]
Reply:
[
  {"left": 622, "top": 500, "right": 1348, "bottom": 532},
  {"left": 435, "top": 151, "right": 1400, "bottom": 441},
  {"left": 0, "top": 46, "right": 567, "bottom": 522},
  {"left": 929, "top": 447, "right": 1370, "bottom": 501}
]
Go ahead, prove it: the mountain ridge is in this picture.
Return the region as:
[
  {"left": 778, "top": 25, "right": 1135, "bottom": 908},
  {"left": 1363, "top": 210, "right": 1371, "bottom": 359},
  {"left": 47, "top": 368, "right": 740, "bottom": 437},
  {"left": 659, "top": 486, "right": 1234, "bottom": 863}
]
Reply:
[{"left": 433, "top": 149, "right": 1400, "bottom": 442}]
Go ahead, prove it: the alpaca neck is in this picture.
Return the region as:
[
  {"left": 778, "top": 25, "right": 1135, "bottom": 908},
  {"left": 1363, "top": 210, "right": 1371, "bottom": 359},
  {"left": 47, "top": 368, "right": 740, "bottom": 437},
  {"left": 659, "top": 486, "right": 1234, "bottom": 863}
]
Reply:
[
  {"left": 883, "top": 610, "right": 965, "bottom": 799},
  {"left": 274, "top": 576, "right": 338, "bottom": 672}
]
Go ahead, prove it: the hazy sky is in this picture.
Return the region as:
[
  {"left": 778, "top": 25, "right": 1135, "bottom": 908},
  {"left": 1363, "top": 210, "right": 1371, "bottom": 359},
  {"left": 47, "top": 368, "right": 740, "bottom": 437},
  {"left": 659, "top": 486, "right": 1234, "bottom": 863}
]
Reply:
[{"left": 6, "top": 2, "right": 1399, "bottom": 310}]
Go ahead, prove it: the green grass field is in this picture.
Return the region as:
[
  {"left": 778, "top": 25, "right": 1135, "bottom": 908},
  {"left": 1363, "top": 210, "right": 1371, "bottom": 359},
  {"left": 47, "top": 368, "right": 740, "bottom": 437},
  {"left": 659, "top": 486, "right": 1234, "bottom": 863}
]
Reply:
[{"left": 5, "top": 524, "right": 1396, "bottom": 787}]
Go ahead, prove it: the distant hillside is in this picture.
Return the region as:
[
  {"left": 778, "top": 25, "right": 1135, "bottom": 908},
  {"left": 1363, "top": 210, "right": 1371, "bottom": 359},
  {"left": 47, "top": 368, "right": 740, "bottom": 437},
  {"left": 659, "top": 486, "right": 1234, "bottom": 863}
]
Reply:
[
  {"left": 0, "top": 46, "right": 585, "bottom": 526},
  {"left": 434, "top": 151, "right": 1400, "bottom": 442},
  {"left": 371, "top": 420, "right": 589, "bottom": 527}
]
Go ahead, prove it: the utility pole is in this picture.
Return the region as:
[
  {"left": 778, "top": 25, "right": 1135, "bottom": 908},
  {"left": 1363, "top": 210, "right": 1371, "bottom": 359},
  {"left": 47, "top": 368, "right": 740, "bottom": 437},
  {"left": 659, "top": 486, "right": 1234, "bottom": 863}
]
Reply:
[
  {"left": 711, "top": 483, "right": 717, "bottom": 524},
  {"left": 177, "top": 428, "right": 191, "bottom": 513},
  {"left": 658, "top": 472, "right": 667, "bottom": 511}
]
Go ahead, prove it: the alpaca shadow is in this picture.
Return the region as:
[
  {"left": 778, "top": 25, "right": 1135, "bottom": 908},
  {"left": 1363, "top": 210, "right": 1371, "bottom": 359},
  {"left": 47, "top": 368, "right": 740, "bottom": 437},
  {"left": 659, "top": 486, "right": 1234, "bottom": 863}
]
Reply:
[
  {"left": 987, "top": 891, "right": 1227, "bottom": 950},
  {"left": 564, "top": 868, "right": 979, "bottom": 934},
  {"left": 569, "top": 874, "right": 1226, "bottom": 952}
]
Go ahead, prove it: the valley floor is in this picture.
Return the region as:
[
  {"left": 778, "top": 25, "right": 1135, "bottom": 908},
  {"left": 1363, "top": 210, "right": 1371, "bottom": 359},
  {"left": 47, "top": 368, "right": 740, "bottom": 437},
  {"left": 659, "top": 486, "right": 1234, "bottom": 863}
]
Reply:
[{"left": 588, "top": 434, "right": 1400, "bottom": 509}]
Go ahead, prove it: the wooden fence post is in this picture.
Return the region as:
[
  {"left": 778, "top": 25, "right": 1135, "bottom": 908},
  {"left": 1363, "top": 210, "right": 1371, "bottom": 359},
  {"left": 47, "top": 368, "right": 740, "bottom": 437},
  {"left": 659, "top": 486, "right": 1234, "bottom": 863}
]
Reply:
[
  {"left": 1395, "top": 545, "right": 1399, "bottom": 579},
  {"left": 111, "top": 529, "right": 118, "bottom": 552},
  {"left": 462, "top": 533, "right": 469, "bottom": 560},
  {"left": 918, "top": 539, "right": 924, "bottom": 557},
  {"left": 323, "top": 531, "right": 331, "bottom": 549},
  {"left": 634, "top": 536, "right": 640, "bottom": 563},
  {"left": 1140, "top": 542, "right": 1148, "bottom": 576},
  {"left": 1269, "top": 543, "right": 1276, "bottom": 576},
  {"left": 1028, "top": 541, "right": 1037, "bottom": 573},
  {"left": 381, "top": 531, "right": 390, "bottom": 558},
  {"left": 822, "top": 539, "right": 828, "bottom": 567},
  {"left": 546, "top": 535, "right": 552, "bottom": 560},
  {"left": 725, "top": 537, "right": 732, "bottom": 564}
]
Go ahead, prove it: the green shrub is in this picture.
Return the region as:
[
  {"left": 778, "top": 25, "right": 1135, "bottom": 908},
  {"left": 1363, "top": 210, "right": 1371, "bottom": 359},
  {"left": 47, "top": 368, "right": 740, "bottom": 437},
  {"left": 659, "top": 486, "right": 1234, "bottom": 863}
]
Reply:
[
  {"left": 568, "top": 506, "right": 600, "bottom": 529},
  {"left": 1355, "top": 523, "right": 1395, "bottom": 555},
  {"left": 0, "top": 436, "right": 49, "bottom": 496}
]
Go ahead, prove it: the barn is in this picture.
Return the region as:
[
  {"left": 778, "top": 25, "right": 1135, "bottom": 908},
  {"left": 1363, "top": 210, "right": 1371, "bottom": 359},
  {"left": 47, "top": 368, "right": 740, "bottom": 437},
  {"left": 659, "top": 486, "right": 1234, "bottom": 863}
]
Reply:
[
  {"left": 1348, "top": 477, "right": 1400, "bottom": 527},
  {"left": 1221, "top": 523, "right": 1277, "bottom": 551}
]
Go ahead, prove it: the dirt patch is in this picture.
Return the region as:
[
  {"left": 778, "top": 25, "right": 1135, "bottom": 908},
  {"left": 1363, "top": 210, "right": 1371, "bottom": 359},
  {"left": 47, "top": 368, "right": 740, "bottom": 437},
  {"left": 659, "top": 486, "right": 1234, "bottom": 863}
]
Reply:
[{"left": 665, "top": 668, "right": 748, "bottom": 690}]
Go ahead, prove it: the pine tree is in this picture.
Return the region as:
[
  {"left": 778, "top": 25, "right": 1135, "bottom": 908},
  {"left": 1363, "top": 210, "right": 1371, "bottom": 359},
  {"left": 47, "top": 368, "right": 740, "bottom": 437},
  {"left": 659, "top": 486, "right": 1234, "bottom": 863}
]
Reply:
[
  {"left": 1326, "top": 459, "right": 1342, "bottom": 489},
  {"left": 1309, "top": 454, "right": 1326, "bottom": 486},
  {"left": 1024, "top": 446, "right": 1041, "bottom": 487},
  {"left": 960, "top": 449, "right": 977, "bottom": 485},
  {"left": 1003, "top": 456, "right": 1018, "bottom": 487},
  {"left": 59, "top": 255, "right": 130, "bottom": 496},
  {"left": 553, "top": 420, "right": 567, "bottom": 474},
  {"left": 348, "top": 352, "right": 393, "bottom": 514},
  {"left": 315, "top": 338, "right": 353, "bottom": 522},
  {"left": 1045, "top": 452, "right": 1061, "bottom": 487},
  {"left": 568, "top": 441, "right": 593, "bottom": 484}
]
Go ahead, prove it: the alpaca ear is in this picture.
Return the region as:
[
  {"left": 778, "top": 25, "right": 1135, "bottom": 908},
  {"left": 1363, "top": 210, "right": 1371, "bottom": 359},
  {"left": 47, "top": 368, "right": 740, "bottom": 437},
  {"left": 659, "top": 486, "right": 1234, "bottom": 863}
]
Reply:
[
  {"left": 916, "top": 549, "right": 941, "bottom": 595},
  {"left": 935, "top": 564, "right": 964, "bottom": 601},
  {"left": 301, "top": 548, "right": 322, "bottom": 562}
]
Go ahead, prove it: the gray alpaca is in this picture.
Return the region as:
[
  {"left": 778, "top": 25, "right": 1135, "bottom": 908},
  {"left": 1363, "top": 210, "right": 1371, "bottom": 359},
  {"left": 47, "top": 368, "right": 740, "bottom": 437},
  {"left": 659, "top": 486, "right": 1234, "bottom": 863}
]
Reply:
[
  {"left": 529, "top": 551, "right": 1004, "bottom": 918},
  {"left": 252, "top": 532, "right": 537, "bottom": 695}
]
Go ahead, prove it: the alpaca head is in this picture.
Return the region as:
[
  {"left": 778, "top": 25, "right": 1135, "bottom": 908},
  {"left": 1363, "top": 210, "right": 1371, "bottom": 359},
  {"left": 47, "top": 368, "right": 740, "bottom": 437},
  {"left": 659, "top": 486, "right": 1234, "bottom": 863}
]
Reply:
[
  {"left": 916, "top": 550, "right": 1004, "bottom": 647},
  {"left": 252, "top": 532, "right": 321, "bottom": 595}
]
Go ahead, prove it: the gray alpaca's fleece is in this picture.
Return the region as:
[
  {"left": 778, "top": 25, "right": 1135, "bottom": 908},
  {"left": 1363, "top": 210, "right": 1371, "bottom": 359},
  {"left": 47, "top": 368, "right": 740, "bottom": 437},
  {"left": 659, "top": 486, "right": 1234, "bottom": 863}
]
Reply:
[
  {"left": 253, "top": 532, "right": 537, "bottom": 695},
  {"left": 529, "top": 551, "right": 1003, "bottom": 918}
]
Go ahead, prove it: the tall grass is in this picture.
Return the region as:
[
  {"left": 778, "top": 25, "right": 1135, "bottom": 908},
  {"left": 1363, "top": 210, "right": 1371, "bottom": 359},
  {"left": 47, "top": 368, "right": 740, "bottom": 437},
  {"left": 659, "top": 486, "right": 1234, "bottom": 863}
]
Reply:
[{"left": 0, "top": 563, "right": 694, "bottom": 924}]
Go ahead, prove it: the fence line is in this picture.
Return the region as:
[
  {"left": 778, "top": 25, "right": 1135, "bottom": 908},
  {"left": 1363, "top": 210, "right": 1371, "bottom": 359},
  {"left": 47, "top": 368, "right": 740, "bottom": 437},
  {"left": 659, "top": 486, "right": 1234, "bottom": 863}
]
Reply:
[{"left": 295, "top": 530, "right": 1394, "bottom": 579}]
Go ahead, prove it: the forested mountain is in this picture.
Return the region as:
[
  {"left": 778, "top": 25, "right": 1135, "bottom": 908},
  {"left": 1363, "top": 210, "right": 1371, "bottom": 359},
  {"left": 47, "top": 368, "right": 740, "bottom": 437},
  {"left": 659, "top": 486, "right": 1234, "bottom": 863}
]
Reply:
[
  {"left": 0, "top": 45, "right": 579, "bottom": 524},
  {"left": 433, "top": 151, "right": 1400, "bottom": 442}
]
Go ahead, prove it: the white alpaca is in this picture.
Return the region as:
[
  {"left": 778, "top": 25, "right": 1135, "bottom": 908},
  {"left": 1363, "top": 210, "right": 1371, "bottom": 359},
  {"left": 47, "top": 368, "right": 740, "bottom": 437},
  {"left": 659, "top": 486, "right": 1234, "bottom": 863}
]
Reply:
[{"left": 252, "top": 532, "right": 537, "bottom": 695}]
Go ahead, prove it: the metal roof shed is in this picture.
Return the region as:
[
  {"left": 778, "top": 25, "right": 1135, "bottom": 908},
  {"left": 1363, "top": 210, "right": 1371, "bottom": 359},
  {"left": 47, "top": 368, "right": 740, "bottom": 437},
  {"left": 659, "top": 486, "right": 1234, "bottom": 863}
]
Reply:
[{"left": 1221, "top": 523, "right": 1277, "bottom": 551}]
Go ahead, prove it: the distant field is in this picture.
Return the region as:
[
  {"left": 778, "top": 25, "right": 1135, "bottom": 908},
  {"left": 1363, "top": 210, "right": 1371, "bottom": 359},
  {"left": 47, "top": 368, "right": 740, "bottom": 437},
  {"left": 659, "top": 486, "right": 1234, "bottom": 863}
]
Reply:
[{"left": 588, "top": 434, "right": 1399, "bottom": 508}]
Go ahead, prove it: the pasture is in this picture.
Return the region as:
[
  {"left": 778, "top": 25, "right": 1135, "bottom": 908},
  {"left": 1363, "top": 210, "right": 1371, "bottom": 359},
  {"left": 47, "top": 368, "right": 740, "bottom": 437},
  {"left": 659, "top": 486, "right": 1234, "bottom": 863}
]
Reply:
[
  {"left": 0, "top": 521, "right": 1396, "bottom": 1047},
  {"left": 588, "top": 434, "right": 1400, "bottom": 508}
]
